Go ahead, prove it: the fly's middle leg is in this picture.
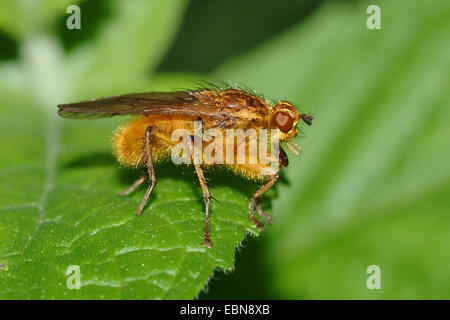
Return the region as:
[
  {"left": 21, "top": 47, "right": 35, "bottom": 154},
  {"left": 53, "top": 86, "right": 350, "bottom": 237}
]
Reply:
[{"left": 188, "top": 136, "right": 212, "bottom": 248}]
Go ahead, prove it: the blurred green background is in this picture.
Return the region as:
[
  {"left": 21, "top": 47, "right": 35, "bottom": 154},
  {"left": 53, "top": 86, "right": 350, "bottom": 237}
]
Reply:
[{"left": 0, "top": 0, "right": 449, "bottom": 299}]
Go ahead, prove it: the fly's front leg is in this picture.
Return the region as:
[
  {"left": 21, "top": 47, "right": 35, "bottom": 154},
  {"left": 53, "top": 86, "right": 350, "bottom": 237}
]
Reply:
[
  {"left": 256, "top": 200, "right": 272, "bottom": 225},
  {"left": 136, "top": 126, "right": 157, "bottom": 215},
  {"left": 188, "top": 136, "right": 212, "bottom": 248},
  {"left": 249, "top": 171, "right": 279, "bottom": 230},
  {"left": 253, "top": 147, "right": 289, "bottom": 224}
]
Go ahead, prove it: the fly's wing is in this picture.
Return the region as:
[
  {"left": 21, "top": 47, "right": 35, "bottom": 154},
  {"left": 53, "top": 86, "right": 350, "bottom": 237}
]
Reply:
[
  {"left": 57, "top": 91, "right": 221, "bottom": 119},
  {"left": 57, "top": 89, "right": 269, "bottom": 128}
]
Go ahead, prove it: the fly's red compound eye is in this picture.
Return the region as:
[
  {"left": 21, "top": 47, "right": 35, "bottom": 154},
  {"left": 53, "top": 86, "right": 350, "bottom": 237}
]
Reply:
[{"left": 275, "top": 111, "right": 294, "bottom": 133}]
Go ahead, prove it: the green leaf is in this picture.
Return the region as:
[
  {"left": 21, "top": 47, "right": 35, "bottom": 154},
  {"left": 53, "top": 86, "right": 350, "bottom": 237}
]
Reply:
[{"left": 215, "top": 0, "right": 450, "bottom": 299}]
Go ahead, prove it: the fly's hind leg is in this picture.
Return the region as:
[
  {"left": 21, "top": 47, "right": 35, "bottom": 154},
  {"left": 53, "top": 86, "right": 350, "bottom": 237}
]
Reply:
[
  {"left": 249, "top": 171, "right": 279, "bottom": 230},
  {"left": 188, "top": 136, "right": 212, "bottom": 248},
  {"left": 136, "top": 126, "right": 157, "bottom": 215}
]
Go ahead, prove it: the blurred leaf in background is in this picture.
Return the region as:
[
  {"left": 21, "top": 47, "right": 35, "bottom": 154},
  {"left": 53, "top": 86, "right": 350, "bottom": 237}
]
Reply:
[{"left": 204, "top": 0, "right": 450, "bottom": 299}]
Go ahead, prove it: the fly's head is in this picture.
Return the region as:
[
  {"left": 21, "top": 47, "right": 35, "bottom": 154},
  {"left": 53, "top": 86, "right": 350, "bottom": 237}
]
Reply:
[
  {"left": 269, "top": 101, "right": 313, "bottom": 142},
  {"left": 269, "top": 101, "right": 313, "bottom": 156}
]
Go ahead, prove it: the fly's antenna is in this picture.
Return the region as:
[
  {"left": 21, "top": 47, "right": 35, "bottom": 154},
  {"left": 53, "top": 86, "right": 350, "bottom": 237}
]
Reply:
[{"left": 300, "top": 114, "right": 313, "bottom": 126}]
